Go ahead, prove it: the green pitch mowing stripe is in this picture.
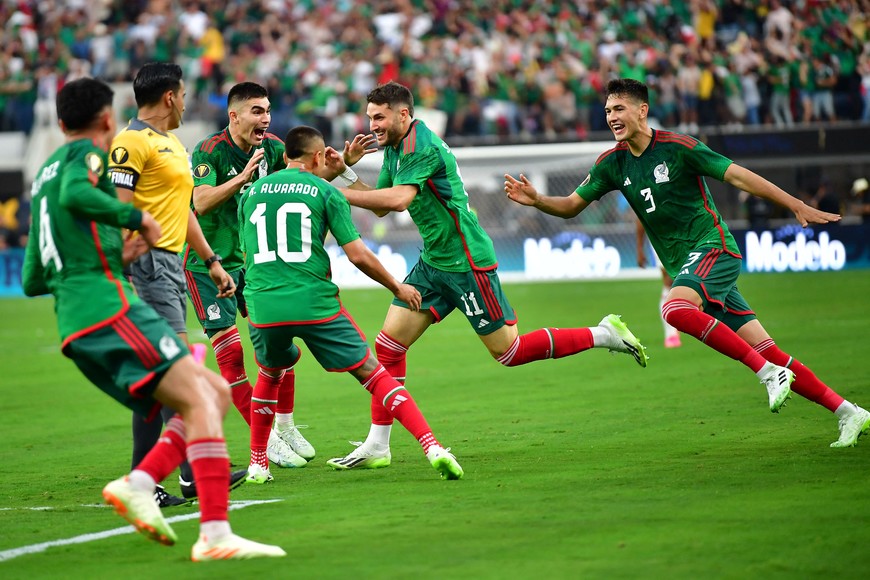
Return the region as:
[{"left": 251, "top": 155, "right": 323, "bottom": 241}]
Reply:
[{"left": 1, "top": 271, "right": 869, "bottom": 577}]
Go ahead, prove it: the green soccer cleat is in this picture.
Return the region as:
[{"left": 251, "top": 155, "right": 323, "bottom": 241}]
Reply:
[
  {"left": 599, "top": 314, "right": 649, "bottom": 368},
  {"left": 245, "top": 463, "right": 274, "bottom": 484},
  {"left": 191, "top": 533, "right": 287, "bottom": 561},
  {"left": 103, "top": 476, "right": 178, "bottom": 546},
  {"left": 326, "top": 442, "right": 391, "bottom": 470},
  {"left": 831, "top": 406, "right": 870, "bottom": 448},
  {"left": 759, "top": 365, "right": 794, "bottom": 413},
  {"left": 426, "top": 446, "right": 464, "bottom": 480}
]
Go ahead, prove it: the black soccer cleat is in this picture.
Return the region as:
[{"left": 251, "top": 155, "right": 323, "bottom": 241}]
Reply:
[
  {"left": 179, "top": 469, "right": 248, "bottom": 501},
  {"left": 154, "top": 484, "right": 191, "bottom": 508}
]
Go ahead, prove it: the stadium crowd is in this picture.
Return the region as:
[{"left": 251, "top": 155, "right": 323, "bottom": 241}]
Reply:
[{"left": 1, "top": 0, "right": 869, "bottom": 142}]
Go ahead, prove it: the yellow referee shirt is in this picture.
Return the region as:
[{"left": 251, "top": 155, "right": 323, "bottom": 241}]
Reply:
[{"left": 108, "top": 119, "right": 193, "bottom": 253}]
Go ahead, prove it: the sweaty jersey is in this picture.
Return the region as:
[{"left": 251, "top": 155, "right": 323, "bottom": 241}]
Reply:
[
  {"left": 108, "top": 119, "right": 193, "bottom": 253},
  {"left": 183, "top": 129, "right": 285, "bottom": 273},
  {"left": 377, "top": 119, "right": 496, "bottom": 272},
  {"left": 22, "top": 139, "right": 143, "bottom": 344},
  {"left": 239, "top": 167, "right": 360, "bottom": 325},
  {"left": 576, "top": 129, "right": 739, "bottom": 278}
]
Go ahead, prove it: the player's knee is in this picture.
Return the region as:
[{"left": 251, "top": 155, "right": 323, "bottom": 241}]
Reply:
[
  {"left": 374, "top": 332, "right": 407, "bottom": 364},
  {"left": 662, "top": 298, "right": 690, "bottom": 326}
]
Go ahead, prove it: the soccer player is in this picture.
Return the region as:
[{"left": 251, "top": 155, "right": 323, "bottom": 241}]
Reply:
[
  {"left": 239, "top": 125, "right": 463, "bottom": 482},
  {"left": 185, "top": 82, "right": 312, "bottom": 469},
  {"left": 504, "top": 78, "right": 870, "bottom": 447},
  {"left": 326, "top": 81, "right": 647, "bottom": 470},
  {"left": 108, "top": 62, "right": 243, "bottom": 505},
  {"left": 635, "top": 218, "right": 681, "bottom": 348},
  {"left": 22, "top": 77, "right": 285, "bottom": 560}
]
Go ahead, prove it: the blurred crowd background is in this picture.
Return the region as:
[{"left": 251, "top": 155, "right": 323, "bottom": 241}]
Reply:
[
  {"left": 1, "top": 0, "right": 869, "bottom": 143},
  {"left": 1, "top": 0, "right": 870, "bottom": 252}
]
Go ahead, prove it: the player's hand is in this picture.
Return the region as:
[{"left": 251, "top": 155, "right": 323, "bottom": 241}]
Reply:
[
  {"left": 240, "top": 147, "right": 265, "bottom": 182},
  {"left": 343, "top": 133, "right": 378, "bottom": 166},
  {"left": 504, "top": 174, "right": 539, "bottom": 207},
  {"left": 793, "top": 201, "right": 841, "bottom": 227},
  {"left": 323, "top": 146, "right": 346, "bottom": 180},
  {"left": 394, "top": 283, "right": 422, "bottom": 312},
  {"left": 138, "top": 211, "right": 161, "bottom": 246},
  {"left": 208, "top": 263, "right": 236, "bottom": 298},
  {"left": 121, "top": 231, "right": 149, "bottom": 266}
]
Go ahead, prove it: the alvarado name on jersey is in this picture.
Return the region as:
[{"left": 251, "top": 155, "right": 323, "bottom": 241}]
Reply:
[{"left": 251, "top": 182, "right": 321, "bottom": 197}]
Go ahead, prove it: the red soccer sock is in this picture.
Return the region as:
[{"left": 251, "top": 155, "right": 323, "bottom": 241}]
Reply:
[
  {"left": 213, "top": 328, "right": 252, "bottom": 426},
  {"left": 373, "top": 332, "right": 407, "bottom": 426},
  {"left": 250, "top": 369, "right": 282, "bottom": 465},
  {"left": 360, "top": 364, "right": 439, "bottom": 453},
  {"left": 276, "top": 369, "right": 295, "bottom": 414},
  {"left": 187, "top": 438, "right": 230, "bottom": 523},
  {"left": 497, "top": 327, "right": 594, "bottom": 366},
  {"left": 662, "top": 299, "right": 767, "bottom": 372},
  {"left": 754, "top": 339, "right": 844, "bottom": 411},
  {"left": 134, "top": 414, "right": 186, "bottom": 482}
]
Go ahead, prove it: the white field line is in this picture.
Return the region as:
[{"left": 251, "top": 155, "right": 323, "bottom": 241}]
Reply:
[{"left": 0, "top": 499, "right": 283, "bottom": 562}]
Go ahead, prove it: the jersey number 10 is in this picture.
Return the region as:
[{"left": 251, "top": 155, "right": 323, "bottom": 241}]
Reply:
[{"left": 249, "top": 202, "right": 312, "bottom": 264}]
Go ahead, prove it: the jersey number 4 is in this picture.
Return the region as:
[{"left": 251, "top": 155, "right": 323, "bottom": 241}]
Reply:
[{"left": 249, "top": 202, "right": 312, "bottom": 264}]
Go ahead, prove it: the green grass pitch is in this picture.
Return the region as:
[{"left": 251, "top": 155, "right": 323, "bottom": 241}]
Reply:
[{"left": 1, "top": 271, "right": 869, "bottom": 579}]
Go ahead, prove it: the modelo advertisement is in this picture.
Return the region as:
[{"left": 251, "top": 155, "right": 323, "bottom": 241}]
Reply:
[{"left": 322, "top": 223, "right": 870, "bottom": 285}]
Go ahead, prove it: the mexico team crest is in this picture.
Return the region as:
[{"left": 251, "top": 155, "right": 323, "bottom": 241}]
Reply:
[{"left": 654, "top": 162, "right": 670, "bottom": 184}]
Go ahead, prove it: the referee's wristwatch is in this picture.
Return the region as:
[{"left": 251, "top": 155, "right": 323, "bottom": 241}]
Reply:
[{"left": 204, "top": 254, "right": 223, "bottom": 268}]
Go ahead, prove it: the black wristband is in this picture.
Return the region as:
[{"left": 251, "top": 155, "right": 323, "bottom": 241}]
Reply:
[{"left": 203, "top": 254, "right": 222, "bottom": 267}]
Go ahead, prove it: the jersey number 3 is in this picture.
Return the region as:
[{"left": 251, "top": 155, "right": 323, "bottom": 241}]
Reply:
[
  {"left": 640, "top": 187, "right": 656, "bottom": 213},
  {"left": 249, "top": 202, "right": 312, "bottom": 264}
]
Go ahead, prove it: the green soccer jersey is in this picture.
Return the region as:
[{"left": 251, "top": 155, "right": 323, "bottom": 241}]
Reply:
[
  {"left": 22, "top": 139, "right": 143, "bottom": 343},
  {"left": 576, "top": 130, "right": 739, "bottom": 278},
  {"left": 377, "top": 119, "right": 497, "bottom": 272},
  {"left": 183, "top": 129, "right": 286, "bottom": 273},
  {"left": 239, "top": 167, "right": 360, "bottom": 325}
]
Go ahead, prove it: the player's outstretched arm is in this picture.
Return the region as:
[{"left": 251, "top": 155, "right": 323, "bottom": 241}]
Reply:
[
  {"left": 724, "top": 163, "right": 841, "bottom": 227},
  {"left": 341, "top": 184, "right": 417, "bottom": 217},
  {"left": 341, "top": 238, "right": 422, "bottom": 311},
  {"left": 504, "top": 173, "right": 589, "bottom": 218}
]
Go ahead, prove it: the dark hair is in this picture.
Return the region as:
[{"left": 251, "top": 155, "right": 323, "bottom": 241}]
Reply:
[
  {"left": 605, "top": 78, "right": 649, "bottom": 105},
  {"left": 284, "top": 126, "right": 324, "bottom": 159},
  {"left": 367, "top": 81, "right": 414, "bottom": 117},
  {"left": 133, "top": 62, "right": 183, "bottom": 107},
  {"left": 56, "top": 78, "right": 114, "bottom": 131},
  {"left": 228, "top": 81, "right": 268, "bottom": 109}
]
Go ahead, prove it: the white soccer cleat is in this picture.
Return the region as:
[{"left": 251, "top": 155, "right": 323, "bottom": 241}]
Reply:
[
  {"left": 103, "top": 476, "right": 178, "bottom": 546},
  {"left": 274, "top": 425, "right": 316, "bottom": 460},
  {"left": 759, "top": 365, "right": 794, "bottom": 413},
  {"left": 267, "top": 430, "right": 307, "bottom": 468},
  {"left": 245, "top": 463, "right": 274, "bottom": 484},
  {"left": 426, "top": 446, "right": 464, "bottom": 480},
  {"left": 326, "top": 441, "right": 391, "bottom": 470},
  {"left": 191, "top": 533, "right": 287, "bottom": 561},
  {"left": 831, "top": 406, "right": 870, "bottom": 448},
  {"left": 599, "top": 314, "right": 648, "bottom": 368}
]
